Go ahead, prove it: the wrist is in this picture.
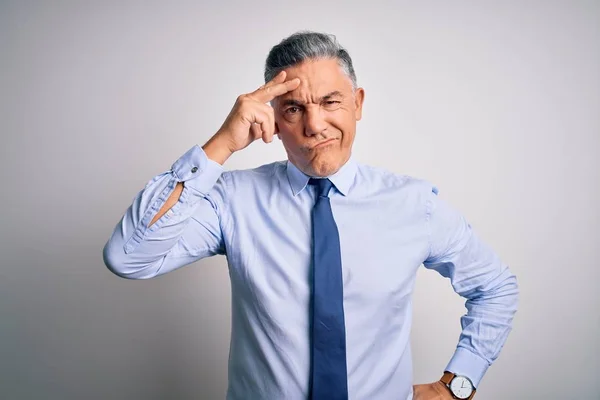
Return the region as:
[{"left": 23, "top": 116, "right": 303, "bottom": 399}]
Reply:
[{"left": 202, "top": 134, "right": 234, "bottom": 165}]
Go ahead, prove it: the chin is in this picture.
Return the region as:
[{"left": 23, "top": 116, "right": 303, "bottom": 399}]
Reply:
[{"left": 309, "top": 156, "right": 342, "bottom": 177}]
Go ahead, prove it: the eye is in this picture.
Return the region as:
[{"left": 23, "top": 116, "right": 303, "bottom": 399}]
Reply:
[
  {"left": 285, "top": 106, "right": 301, "bottom": 114},
  {"left": 323, "top": 100, "right": 342, "bottom": 109}
]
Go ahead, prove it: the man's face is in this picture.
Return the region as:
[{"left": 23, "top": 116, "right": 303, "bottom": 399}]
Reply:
[{"left": 273, "top": 58, "right": 365, "bottom": 177}]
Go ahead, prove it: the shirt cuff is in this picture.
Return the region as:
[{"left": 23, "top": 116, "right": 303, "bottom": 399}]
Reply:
[
  {"left": 445, "top": 347, "right": 490, "bottom": 389},
  {"left": 171, "top": 144, "right": 224, "bottom": 195}
]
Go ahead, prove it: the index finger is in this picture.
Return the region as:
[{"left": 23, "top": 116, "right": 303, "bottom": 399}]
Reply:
[{"left": 251, "top": 77, "right": 301, "bottom": 103}]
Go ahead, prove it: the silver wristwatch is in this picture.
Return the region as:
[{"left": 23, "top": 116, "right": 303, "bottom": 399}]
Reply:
[{"left": 440, "top": 371, "right": 475, "bottom": 399}]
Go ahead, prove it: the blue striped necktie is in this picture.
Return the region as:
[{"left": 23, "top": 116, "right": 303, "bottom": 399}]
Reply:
[{"left": 308, "top": 177, "right": 348, "bottom": 400}]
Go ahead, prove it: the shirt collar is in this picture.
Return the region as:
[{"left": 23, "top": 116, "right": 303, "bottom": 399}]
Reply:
[{"left": 286, "top": 154, "right": 358, "bottom": 197}]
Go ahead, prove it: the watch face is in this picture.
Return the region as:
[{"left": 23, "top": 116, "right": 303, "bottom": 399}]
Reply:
[{"left": 449, "top": 376, "right": 473, "bottom": 399}]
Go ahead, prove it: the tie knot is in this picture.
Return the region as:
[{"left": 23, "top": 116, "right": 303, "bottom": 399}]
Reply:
[{"left": 308, "top": 178, "right": 333, "bottom": 198}]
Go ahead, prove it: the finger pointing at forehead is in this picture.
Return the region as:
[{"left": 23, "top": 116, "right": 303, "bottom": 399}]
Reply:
[
  {"left": 262, "top": 70, "right": 288, "bottom": 88},
  {"left": 251, "top": 75, "right": 301, "bottom": 103}
]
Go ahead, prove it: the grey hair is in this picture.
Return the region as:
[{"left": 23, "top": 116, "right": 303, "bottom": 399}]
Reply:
[{"left": 264, "top": 31, "right": 357, "bottom": 91}]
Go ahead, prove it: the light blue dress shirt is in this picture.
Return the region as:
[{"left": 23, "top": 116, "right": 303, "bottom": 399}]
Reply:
[{"left": 103, "top": 144, "right": 519, "bottom": 400}]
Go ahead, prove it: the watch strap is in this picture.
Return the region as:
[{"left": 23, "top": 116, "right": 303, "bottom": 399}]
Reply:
[{"left": 441, "top": 371, "right": 455, "bottom": 385}]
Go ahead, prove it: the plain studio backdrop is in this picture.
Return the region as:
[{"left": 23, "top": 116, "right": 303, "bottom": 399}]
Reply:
[{"left": 1, "top": 1, "right": 598, "bottom": 399}]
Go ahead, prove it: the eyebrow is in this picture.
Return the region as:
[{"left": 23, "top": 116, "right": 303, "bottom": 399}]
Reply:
[{"left": 280, "top": 91, "right": 344, "bottom": 107}]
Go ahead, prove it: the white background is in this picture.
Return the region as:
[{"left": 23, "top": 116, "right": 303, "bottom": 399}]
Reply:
[{"left": 1, "top": 1, "right": 598, "bottom": 399}]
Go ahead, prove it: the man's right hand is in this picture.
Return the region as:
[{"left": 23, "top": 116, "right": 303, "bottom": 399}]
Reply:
[{"left": 202, "top": 71, "right": 301, "bottom": 164}]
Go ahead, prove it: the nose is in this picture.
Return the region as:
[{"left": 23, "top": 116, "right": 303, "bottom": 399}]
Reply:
[{"left": 304, "top": 106, "right": 327, "bottom": 137}]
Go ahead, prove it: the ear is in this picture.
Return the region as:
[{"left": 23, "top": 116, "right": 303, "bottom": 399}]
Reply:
[
  {"left": 354, "top": 88, "right": 365, "bottom": 121},
  {"left": 275, "top": 121, "right": 282, "bottom": 140}
]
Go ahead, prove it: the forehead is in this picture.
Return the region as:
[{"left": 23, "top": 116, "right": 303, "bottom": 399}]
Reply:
[{"left": 279, "top": 58, "right": 353, "bottom": 102}]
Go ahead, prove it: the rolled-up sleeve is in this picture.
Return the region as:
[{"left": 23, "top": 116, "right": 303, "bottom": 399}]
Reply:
[
  {"left": 103, "top": 145, "right": 229, "bottom": 279},
  {"left": 423, "top": 185, "right": 519, "bottom": 388}
]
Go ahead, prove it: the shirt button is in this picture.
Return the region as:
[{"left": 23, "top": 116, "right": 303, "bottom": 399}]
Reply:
[{"left": 191, "top": 167, "right": 198, "bottom": 173}]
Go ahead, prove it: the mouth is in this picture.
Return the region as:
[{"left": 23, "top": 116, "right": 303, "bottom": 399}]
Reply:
[{"left": 311, "top": 139, "right": 336, "bottom": 150}]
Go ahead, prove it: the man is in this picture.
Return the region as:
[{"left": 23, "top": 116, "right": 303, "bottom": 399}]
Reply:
[{"left": 103, "top": 31, "right": 519, "bottom": 400}]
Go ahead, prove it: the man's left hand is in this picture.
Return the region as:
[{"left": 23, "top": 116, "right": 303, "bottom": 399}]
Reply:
[{"left": 413, "top": 380, "right": 454, "bottom": 399}]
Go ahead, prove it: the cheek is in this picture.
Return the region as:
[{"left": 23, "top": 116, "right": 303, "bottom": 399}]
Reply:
[
  {"left": 283, "top": 116, "right": 303, "bottom": 129},
  {"left": 330, "top": 114, "right": 353, "bottom": 137},
  {"left": 278, "top": 126, "right": 304, "bottom": 150},
  {"left": 278, "top": 119, "right": 304, "bottom": 138}
]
